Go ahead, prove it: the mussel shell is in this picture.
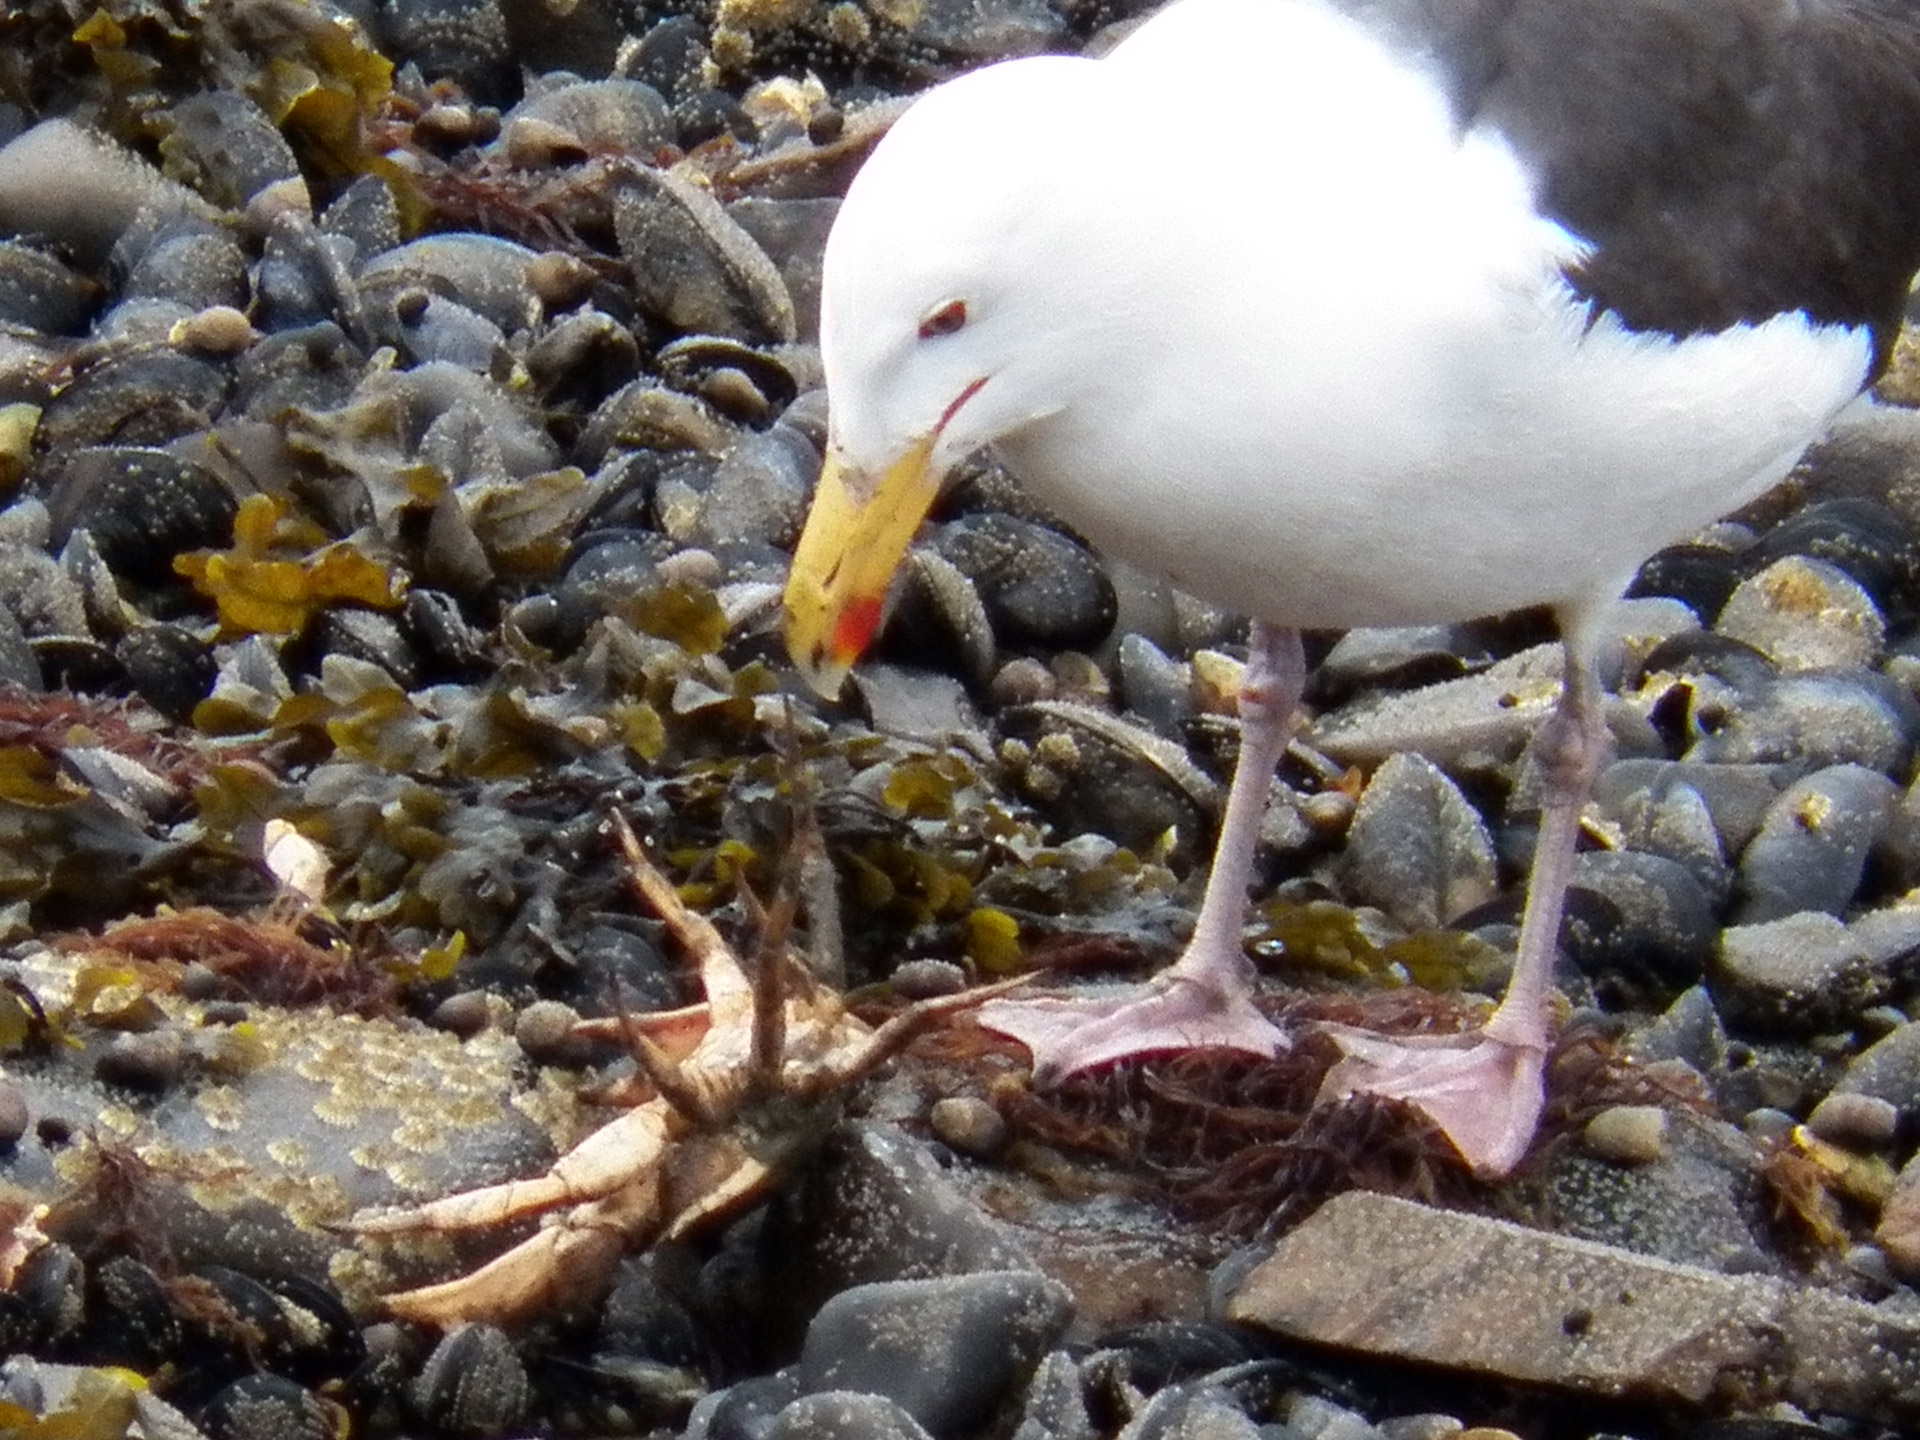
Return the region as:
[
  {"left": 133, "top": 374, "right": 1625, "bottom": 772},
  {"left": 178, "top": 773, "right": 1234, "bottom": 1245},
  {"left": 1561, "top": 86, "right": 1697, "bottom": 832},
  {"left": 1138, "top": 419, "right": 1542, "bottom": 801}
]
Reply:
[{"left": 46, "top": 447, "right": 239, "bottom": 584}]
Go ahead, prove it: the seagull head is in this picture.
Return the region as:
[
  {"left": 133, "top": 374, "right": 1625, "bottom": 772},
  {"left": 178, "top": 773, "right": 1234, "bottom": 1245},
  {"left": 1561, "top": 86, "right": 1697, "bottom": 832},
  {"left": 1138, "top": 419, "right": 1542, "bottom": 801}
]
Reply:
[{"left": 782, "top": 56, "right": 1111, "bottom": 697}]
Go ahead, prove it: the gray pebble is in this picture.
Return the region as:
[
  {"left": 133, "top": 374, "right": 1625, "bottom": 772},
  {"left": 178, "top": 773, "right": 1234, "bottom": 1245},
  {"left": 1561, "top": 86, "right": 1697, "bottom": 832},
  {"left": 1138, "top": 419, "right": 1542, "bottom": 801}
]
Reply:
[
  {"left": 1125, "top": 1386, "right": 1265, "bottom": 1440},
  {"left": 1342, "top": 752, "right": 1496, "bottom": 932},
  {"left": 928, "top": 1097, "right": 1008, "bottom": 1158},
  {"left": 890, "top": 959, "right": 969, "bottom": 1000},
  {"left": 1806, "top": 1091, "right": 1899, "bottom": 1147},
  {"left": 929, "top": 514, "right": 1116, "bottom": 651},
  {"left": 1834, "top": 1020, "right": 1920, "bottom": 1120},
  {"left": 798, "top": 1271, "right": 1073, "bottom": 1440},
  {"left": 764, "top": 1392, "right": 935, "bottom": 1440},
  {"left": 1582, "top": 1105, "right": 1669, "bottom": 1165},
  {"left": 1686, "top": 671, "right": 1916, "bottom": 774},
  {"left": 1732, "top": 764, "right": 1896, "bottom": 923},
  {"left": 514, "top": 998, "right": 590, "bottom": 1067},
  {"left": 429, "top": 991, "right": 493, "bottom": 1037},
  {"left": 94, "top": 1031, "right": 184, "bottom": 1093},
  {"left": 1712, "top": 912, "right": 1884, "bottom": 1037},
  {"left": 0, "top": 1080, "right": 27, "bottom": 1151},
  {"left": 1564, "top": 849, "right": 1717, "bottom": 999},
  {"left": 1715, "top": 555, "right": 1885, "bottom": 671}
]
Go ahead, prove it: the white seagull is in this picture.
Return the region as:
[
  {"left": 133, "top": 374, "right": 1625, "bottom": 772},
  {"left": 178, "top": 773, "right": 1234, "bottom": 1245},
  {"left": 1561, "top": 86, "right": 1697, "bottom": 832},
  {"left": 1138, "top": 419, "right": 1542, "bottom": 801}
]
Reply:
[{"left": 782, "top": 0, "right": 1920, "bottom": 1175}]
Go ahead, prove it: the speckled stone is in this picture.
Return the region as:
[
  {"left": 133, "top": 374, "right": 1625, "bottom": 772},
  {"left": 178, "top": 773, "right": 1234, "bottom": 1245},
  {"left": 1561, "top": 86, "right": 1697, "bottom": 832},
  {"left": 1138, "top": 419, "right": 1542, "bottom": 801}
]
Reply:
[{"left": 1230, "top": 1191, "right": 1920, "bottom": 1424}]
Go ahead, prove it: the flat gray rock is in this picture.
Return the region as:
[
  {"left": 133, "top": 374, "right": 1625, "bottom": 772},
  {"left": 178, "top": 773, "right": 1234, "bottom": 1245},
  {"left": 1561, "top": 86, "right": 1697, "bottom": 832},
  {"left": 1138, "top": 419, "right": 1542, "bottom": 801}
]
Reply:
[{"left": 1227, "top": 1191, "right": 1920, "bottom": 1425}]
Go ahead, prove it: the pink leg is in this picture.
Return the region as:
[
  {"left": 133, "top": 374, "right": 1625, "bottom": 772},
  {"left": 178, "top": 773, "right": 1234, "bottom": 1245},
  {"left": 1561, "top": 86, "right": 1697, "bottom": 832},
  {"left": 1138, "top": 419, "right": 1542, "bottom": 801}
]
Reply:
[
  {"left": 978, "top": 624, "right": 1300, "bottom": 1076},
  {"left": 1318, "top": 632, "right": 1606, "bottom": 1175}
]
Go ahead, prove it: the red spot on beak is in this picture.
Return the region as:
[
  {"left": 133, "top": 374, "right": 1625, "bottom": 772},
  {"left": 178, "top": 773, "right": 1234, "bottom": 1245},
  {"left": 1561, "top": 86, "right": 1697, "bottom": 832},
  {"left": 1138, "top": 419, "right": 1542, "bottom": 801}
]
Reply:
[{"left": 834, "top": 594, "right": 885, "bottom": 661}]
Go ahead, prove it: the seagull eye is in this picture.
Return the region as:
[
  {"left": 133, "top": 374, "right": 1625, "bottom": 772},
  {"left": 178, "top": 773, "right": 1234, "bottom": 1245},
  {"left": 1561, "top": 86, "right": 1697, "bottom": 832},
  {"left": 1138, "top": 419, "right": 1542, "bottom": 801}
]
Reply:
[{"left": 917, "top": 300, "right": 968, "bottom": 340}]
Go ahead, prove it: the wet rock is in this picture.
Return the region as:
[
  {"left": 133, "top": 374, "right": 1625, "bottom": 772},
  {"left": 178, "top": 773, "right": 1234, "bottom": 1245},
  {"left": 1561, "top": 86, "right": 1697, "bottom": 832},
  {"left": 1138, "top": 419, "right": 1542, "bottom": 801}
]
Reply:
[
  {"left": 1120, "top": 1385, "right": 1264, "bottom": 1440},
  {"left": 1581, "top": 1105, "right": 1668, "bottom": 1166},
  {"left": 1875, "top": 1154, "right": 1920, "bottom": 1283},
  {"left": 200, "top": 1373, "right": 332, "bottom": 1440},
  {"left": 796, "top": 1271, "right": 1073, "bottom": 1440},
  {"left": 1592, "top": 759, "right": 1786, "bottom": 860},
  {"left": 1731, "top": 764, "right": 1896, "bottom": 923},
  {"left": 759, "top": 1123, "right": 1038, "bottom": 1346},
  {"left": 998, "top": 701, "right": 1222, "bottom": 862},
  {"left": 1341, "top": 753, "right": 1497, "bottom": 932},
  {"left": 1832, "top": 1019, "right": 1920, "bottom": 1121},
  {"left": 1563, "top": 850, "right": 1717, "bottom": 1002},
  {"left": 612, "top": 164, "right": 797, "bottom": 343},
  {"left": 409, "top": 1323, "right": 528, "bottom": 1437},
  {"left": 498, "top": 78, "right": 672, "bottom": 167},
  {"left": 0, "top": 119, "right": 201, "bottom": 268},
  {"left": 1624, "top": 985, "right": 1732, "bottom": 1082},
  {"left": 928, "top": 514, "right": 1117, "bottom": 652},
  {"left": 1712, "top": 912, "right": 1885, "bottom": 1037},
  {"left": 1229, "top": 1191, "right": 1920, "bottom": 1424},
  {"left": 1715, "top": 555, "right": 1886, "bottom": 671},
  {"left": 1544, "top": 1111, "right": 1767, "bottom": 1272},
  {"left": 1309, "top": 644, "right": 1563, "bottom": 769},
  {"left": 1805, "top": 1091, "right": 1899, "bottom": 1148},
  {"left": 1685, "top": 671, "right": 1917, "bottom": 774},
  {"left": 764, "top": 1391, "right": 935, "bottom": 1440},
  {"left": 1593, "top": 766, "right": 1731, "bottom": 905},
  {"left": 927, "top": 1097, "right": 1008, "bottom": 1158},
  {"left": 1628, "top": 540, "right": 1745, "bottom": 621}
]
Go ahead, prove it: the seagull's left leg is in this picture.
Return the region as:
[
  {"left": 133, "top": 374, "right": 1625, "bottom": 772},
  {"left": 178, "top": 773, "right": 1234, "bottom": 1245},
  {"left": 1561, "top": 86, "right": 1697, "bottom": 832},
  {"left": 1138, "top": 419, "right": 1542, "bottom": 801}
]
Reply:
[
  {"left": 1319, "top": 619, "right": 1607, "bottom": 1175},
  {"left": 977, "top": 623, "right": 1299, "bottom": 1076}
]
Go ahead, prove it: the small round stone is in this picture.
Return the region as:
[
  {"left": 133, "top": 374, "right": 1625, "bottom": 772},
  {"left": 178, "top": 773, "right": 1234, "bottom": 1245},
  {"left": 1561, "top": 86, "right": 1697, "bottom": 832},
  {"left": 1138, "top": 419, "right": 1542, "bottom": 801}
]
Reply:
[
  {"left": 0, "top": 1080, "right": 27, "bottom": 1152},
  {"left": 1806, "top": 1091, "right": 1899, "bottom": 1147},
  {"left": 986, "top": 656, "right": 1056, "bottom": 708},
  {"left": 928, "top": 1096, "right": 1008, "bottom": 1157},
  {"left": 889, "top": 959, "right": 968, "bottom": 1000},
  {"left": 94, "top": 1031, "right": 185, "bottom": 1093},
  {"left": 1581, "top": 1104, "right": 1669, "bottom": 1165},
  {"left": 514, "top": 999, "right": 589, "bottom": 1067},
  {"left": 431, "top": 991, "right": 494, "bottom": 1038},
  {"left": 171, "top": 303, "right": 258, "bottom": 355}
]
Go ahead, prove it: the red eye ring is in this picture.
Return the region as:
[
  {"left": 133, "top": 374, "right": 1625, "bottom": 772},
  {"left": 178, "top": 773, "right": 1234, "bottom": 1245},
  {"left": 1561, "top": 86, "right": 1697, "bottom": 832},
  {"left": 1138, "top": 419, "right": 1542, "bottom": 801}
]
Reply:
[{"left": 917, "top": 299, "right": 967, "bottom": 339}]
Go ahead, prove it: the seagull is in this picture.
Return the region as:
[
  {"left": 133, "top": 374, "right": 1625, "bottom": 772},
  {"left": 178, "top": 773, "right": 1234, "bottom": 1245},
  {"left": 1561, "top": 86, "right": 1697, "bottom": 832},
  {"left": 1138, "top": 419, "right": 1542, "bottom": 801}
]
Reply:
[{"left": 780, "top": 0, "right": 1920, "bottom": 1175}]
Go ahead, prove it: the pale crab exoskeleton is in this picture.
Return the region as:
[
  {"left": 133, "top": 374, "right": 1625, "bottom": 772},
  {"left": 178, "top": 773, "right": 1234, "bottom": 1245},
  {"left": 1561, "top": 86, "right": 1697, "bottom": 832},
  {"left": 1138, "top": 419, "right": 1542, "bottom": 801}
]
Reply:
[{"left": 349, "top": 811, "right": 1026, "bottom": 1330}]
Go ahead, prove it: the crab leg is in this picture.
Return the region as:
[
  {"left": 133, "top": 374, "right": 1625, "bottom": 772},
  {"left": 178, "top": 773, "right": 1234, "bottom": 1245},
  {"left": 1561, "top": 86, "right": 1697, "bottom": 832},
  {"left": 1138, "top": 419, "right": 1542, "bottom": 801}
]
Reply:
[
  {"left": 382, "top": 1171, "right": 665, "bottom": 1327},
  {"left": 351, "top": 1105, "right": 680, "bottom": 1235}
]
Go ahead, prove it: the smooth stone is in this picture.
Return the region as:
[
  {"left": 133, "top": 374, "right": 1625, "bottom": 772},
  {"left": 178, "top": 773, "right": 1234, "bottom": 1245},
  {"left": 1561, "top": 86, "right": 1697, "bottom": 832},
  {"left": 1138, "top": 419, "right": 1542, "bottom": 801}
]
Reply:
[
  {"left": 928, "top": 1097, "right": 1008, "bottom": 1158},
  {"left": 1833, "top": 1020, "right": 1920, "bottom": 1120},
  {"left": 1745, "top": 495, "right": 1920, "bottom": 618},
  {"left": 1581, "top": 1105, "right": 1669, "bottom": 1166},
  {"left": 1123, "top": 1386, "right": 1265, "bottom": 1440},
  {"left": 797, "top": 1271, "right": 1073, "bottom": 1440},
  {"left": 1342, "top": 752, "right": 1497, "bottom": 932},
  {"left": 1875, "top": 1155, "right": 1920, "bottom": 1283},
  {"left": 1596, "top": 771, "right": 1731, "bottom": 906},
  {"left": 758, "top": 1123, "right": 1039, "bottom": 1349},
  {"left": 1114, "top": 632, "right": 1193, "bottom": 735},
  {"left": 1563, "top": 850, "right": 1717, "bottom": 1001},
  {"left": 1624, "top": 985, "right": 1731, "bottom": 1081},
  {"left": 1732, "top": 763, "right": 1897, "bottom": 923},
  {"left": 1544, "top": 1112, "right": 1768, "bottom": 1274},
  {"left": 1712, "top": 912, "right": 1884, "bottom": 1037},
  {"left": 764, "top": 1392, "right": 935, "bottom": 1440},
  {"left": 1006, "top": 1351, "right": 1093, "bottom": 1440},
  {"left": 1715, "top": 555, "right": 1886, "bottom": 672},
  {"left": 1806, "top": 1092, "right": 1899, "bottom": 1148},
  {"left": 928, "top": 513, "right": 1117, "bottom": 651},
  {"left": 1685, "top": 671, "right": 1917, "bottom": 774},
  {"left": 1229, "top": 1191, "right": 1920, "bottom": 1424},
  {"left": 1309, "top": 643, "right": 1563, "bottom": 768},
  {"left": 850, "top": 664, "right": 980, "bottom": 743},
  {"left": 1592, "top": 758, "right": 1786, "bottom": 859}
]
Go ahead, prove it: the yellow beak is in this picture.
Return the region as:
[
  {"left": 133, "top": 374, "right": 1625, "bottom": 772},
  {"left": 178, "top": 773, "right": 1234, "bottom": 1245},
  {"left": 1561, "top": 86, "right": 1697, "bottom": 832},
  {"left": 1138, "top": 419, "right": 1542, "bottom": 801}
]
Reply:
[{"left": 783, "top": 434, "right": 942, "bottom": 698}]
